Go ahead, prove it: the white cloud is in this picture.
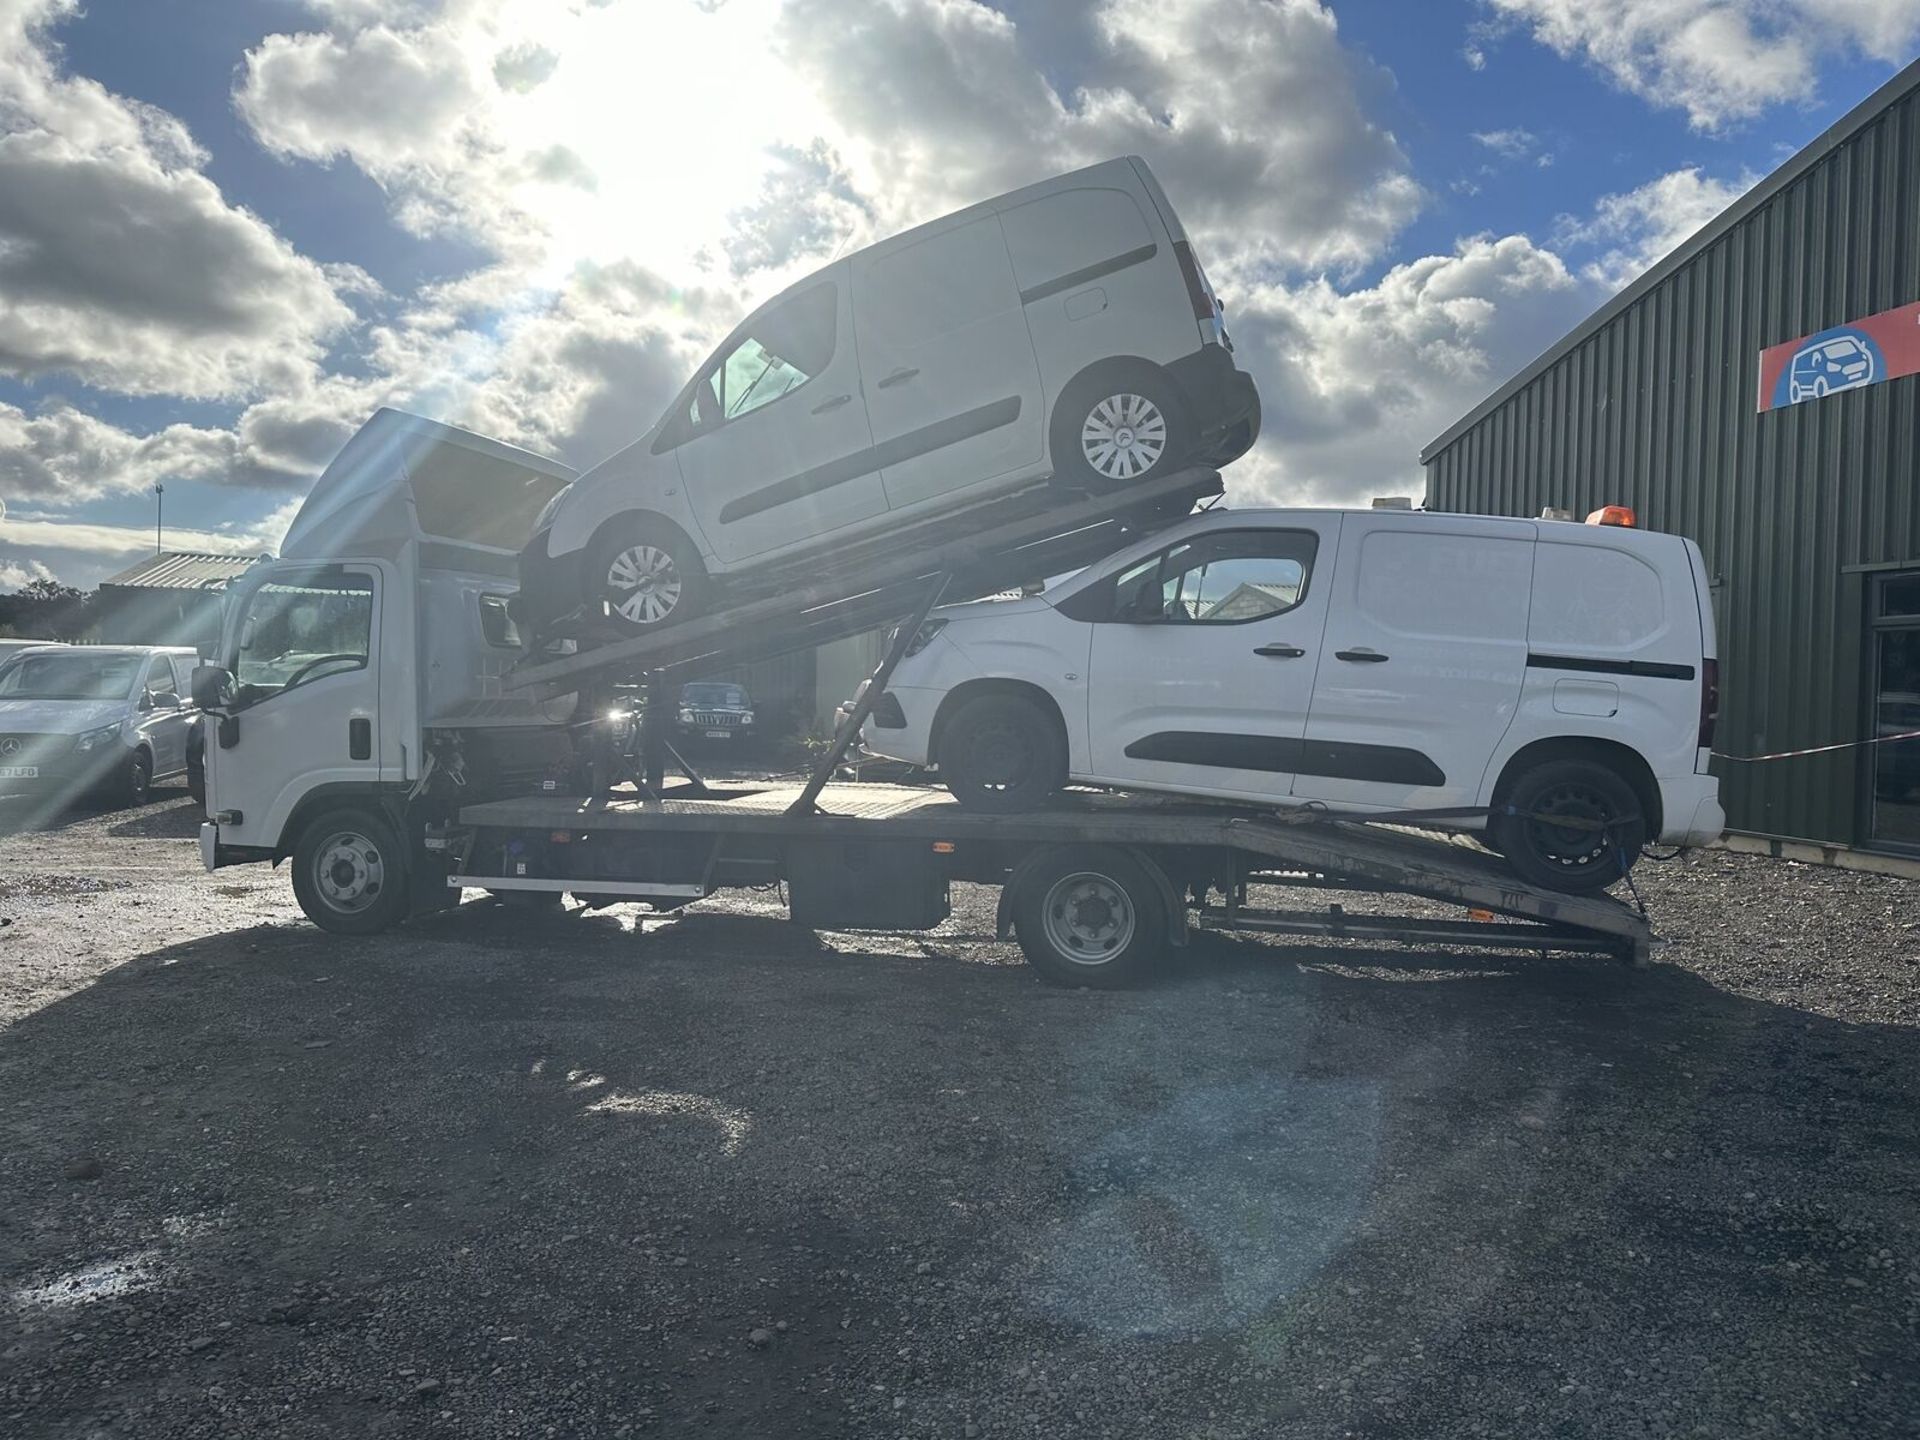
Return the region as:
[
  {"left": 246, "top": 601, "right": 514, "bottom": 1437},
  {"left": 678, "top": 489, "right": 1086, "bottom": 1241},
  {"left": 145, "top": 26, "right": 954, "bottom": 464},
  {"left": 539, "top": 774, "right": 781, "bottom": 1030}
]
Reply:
[
  {"left": 1555, "top": 165, "right": 1758, "bottom": 290},
  {"left": 1472, "top": 127, "right": 1538, "bottom": 159},
  {"left": 0, "top": 556, "right": 55, "bottom": 589},
  {"left": 1227, "top": 234, "right": 1600, "bottom": 505},
  {"left": 0, "top": 401, "right": 305, "bottom": 506},
  {"left": 0, "top": 0, "right": 356, "bottom": 398},
  {"left": 1484, "top": 0, "right": 1920, "bottom": 130}
]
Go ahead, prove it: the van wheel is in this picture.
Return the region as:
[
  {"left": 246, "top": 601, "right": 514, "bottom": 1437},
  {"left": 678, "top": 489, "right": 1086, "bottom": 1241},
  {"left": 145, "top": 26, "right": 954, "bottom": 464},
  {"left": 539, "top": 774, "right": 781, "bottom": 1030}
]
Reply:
[
  {"left": 1013, "top": 846, "right": 1167, "bottom": 987},
  {"left": 291, "top": 807, "right": 410, "bottom": 935},
  {"left": 1493, "top": 758, "right": 1647, "bottom": 895},
  {"left": 114, "top": 749, "right": 153, "bottom": 809},
  {"left": 1051, "top": 371, "right": 1190, "bottom": 492},
  {"left": 589, "top": 519, "right": 709, "bottom": 633},
  {"left": 939, "top": 693, "right": 1064, "bottom": 813}
]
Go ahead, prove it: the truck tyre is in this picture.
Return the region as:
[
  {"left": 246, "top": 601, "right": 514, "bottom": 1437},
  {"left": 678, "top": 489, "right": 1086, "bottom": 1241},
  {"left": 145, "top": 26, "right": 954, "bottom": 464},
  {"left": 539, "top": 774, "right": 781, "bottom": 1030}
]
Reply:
[
  {"left": 291, "top": 806, "right": 410, "bottom": 935},
  {"left": 589, "top": 518, "right": 710, "bottom": 633},
  {"left": 1050, "top": 369, "right": 1190, "bottom": 493},
  {"left": 940, "top": 692, "right": 1064, "bottom": 813},
  {"left": 1493, "top": 757, "right": 1647, "bottom": 895},
  {"left": 1012, "top": 846, "right": 1167, "bottom": 988}
]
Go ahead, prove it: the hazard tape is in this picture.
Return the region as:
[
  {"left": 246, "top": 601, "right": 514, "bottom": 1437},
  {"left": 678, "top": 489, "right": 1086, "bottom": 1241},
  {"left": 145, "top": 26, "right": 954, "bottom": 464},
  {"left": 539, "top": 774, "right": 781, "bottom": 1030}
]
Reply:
[{"left": 1713, "top": 729, "right": 1920, "bottom": 763}]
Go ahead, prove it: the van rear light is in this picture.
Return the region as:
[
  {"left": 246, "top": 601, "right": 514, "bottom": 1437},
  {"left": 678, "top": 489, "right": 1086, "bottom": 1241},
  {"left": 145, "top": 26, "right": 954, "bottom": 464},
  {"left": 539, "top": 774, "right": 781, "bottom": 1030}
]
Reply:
[
  {"left": 1699, "top": 657, "right": 1719, "bottom": 749},
  {"left": 1172, "top": 240, "right": 1217, "bottom": 323},
  {"left": 1586, "top": 505, "right": 1637, "bottom": 527}
]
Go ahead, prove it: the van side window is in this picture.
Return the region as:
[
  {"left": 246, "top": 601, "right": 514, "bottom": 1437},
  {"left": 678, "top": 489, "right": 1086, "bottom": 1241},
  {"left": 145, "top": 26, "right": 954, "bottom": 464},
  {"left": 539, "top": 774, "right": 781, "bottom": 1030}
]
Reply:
[
  {"left": 999, "top": 187, "right": 1153, "bottom": 297},
  {"left": 1070, "top": 529, "right": 1317, "bottom": 624},
  {"left": 861, "top": 218, "right": 1019, "bottom": 345},
  {"left": 144, "top": 655, "right": 177, "bottom": 699},
  {"left": 711, "top": 283, "right": 837, "bottom": 423}
]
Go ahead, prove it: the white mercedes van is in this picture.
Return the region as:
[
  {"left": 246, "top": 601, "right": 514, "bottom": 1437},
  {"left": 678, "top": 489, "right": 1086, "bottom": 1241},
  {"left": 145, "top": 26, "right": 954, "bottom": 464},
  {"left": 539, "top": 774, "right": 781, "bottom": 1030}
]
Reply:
[
  {"left": 519, "top": 156, "right": 1260, "bottom": 635},
  {"left": 863, "top": 505, "right": 1725, "bottom": 894}
]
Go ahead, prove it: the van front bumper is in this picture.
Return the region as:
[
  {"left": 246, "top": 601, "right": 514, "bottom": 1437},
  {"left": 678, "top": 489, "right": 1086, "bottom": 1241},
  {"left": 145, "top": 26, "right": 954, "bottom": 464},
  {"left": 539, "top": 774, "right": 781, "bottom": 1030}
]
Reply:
[
  {"left": 512, "top": 527, "right": 584, "bottom": 631},
  {"left": 1167, "top": 344, "right": 1261, "bottom": 466}
]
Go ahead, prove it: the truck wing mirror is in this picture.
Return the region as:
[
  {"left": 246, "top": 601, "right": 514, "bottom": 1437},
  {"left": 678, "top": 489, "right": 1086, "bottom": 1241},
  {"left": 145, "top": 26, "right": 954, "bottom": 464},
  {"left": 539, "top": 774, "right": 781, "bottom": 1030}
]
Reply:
[{"left": 191, "top": 664, "right": 234, "bottom": 713}]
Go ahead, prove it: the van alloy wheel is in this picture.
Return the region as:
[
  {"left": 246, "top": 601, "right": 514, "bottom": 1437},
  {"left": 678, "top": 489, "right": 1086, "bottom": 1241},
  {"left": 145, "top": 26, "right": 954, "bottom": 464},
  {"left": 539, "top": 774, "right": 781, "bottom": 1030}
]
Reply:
[
  {"left": 605, "top": 543, "right": 683, "bottom": 627},
  {"left": 1080, "top": 393, "right": 1168, "bottom": 482},
  {"left": 311, "top": 829, "right": 386, "bottom": 915}
]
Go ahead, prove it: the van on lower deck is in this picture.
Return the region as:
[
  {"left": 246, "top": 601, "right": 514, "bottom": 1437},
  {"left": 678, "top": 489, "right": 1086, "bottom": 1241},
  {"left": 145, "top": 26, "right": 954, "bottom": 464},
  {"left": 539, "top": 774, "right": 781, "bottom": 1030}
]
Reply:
[
  {"left": 518, "top": 155, "right": 1261, "bottom": 638},
  {"left": 863, "top": 505, "right": 1726, "bottom": 894}
]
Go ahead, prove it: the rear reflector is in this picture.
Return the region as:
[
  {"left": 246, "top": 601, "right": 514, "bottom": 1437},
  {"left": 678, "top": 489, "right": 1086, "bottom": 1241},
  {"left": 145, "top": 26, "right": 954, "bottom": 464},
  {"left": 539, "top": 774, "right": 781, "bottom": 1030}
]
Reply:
[
  {"left": 1172, "top": 240, "right": 1215, "bottom": 323},
  {"left": 1586, "top": 505, "right": 1637, "bottom": 527},
  {"left": 1699, "top": 657, "right": 1720, "bottom": 749}
]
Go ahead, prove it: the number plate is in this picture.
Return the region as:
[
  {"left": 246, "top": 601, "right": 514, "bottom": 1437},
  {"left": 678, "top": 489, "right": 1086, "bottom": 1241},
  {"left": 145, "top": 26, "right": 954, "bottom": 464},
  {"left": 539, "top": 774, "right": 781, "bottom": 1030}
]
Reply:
[
  {"left": 705, "top": 729, "right": 730, "bottom": 739},
  {"left": 0, "top": 766, "right": 39, "bottom": 778}
]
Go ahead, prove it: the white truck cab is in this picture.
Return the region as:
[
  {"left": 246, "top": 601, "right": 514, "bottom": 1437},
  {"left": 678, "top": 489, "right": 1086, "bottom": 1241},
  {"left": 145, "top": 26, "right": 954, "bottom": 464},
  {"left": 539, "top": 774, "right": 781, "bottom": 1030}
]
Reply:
[
  {"left": 196, "top": 410, "right": 576, "bottom": 922},
  {"left": 864, "top": 503, "right": 1726, "bottom": 894}
]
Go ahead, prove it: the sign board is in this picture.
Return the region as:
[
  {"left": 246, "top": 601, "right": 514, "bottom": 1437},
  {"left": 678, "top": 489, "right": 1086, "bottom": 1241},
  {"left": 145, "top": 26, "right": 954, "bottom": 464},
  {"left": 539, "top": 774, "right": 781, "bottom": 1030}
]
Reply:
[{"left": 1758, "top": 300, "right": 1920, "bottom": 412}]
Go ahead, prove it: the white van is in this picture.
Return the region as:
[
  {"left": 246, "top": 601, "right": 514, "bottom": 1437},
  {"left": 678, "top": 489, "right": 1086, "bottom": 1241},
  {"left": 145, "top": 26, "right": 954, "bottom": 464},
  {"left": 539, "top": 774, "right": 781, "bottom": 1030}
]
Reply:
[
  {"left": 0, "top": 645, "right": 201, "bottom": 807},
  {"left": 862, "top": 505, "right": 1725, "bottom": 894},
  {"left": 519, "top": 156, "right": 1260, "bottom": 635}
]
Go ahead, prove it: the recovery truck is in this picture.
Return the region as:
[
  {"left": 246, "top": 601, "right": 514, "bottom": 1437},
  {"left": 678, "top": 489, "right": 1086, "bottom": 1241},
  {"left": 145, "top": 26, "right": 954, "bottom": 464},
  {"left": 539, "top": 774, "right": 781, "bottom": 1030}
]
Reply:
[{"left": 194, "top": 410, "right": 1655, "bottom": 985}]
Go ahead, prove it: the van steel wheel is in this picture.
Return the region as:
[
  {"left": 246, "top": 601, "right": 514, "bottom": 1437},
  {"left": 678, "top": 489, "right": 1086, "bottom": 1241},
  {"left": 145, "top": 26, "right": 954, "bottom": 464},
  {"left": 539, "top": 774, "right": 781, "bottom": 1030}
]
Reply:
[
  {"left": 1050, "top": 370, "right": 1189, "bottom": 492},
  {"left": 939, "top": 692, "right": 1064, "bottom": 813},
  {"left": 1494, "top": 758, "right": 1647, "bottom": 895},
  {"left": 589, "top": 520, "right": 709, "bottom": 633},
  {"left": 291, "top": 806, "right": 411, "bottom": 934},
  {"left": 1013, "top": 846, "right": 1167, "bottom": 987}
]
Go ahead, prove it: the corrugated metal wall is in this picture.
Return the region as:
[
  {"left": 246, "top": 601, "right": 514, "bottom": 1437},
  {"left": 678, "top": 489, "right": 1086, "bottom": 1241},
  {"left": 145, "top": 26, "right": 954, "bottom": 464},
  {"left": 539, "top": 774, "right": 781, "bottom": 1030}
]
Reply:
[{"left": 1426, "top": 79, "right": 1920, "bottom": 847}]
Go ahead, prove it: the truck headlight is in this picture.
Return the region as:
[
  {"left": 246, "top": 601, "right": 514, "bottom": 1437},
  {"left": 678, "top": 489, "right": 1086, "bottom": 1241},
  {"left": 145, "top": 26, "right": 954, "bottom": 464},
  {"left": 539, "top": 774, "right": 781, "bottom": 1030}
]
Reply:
[{"left": 72, "top": 724, "right": 121, "bottom": 753}]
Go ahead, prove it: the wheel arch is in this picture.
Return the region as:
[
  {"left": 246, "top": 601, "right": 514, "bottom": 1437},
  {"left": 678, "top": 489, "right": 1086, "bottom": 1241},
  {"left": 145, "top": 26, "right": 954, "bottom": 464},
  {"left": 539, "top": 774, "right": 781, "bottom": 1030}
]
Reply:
[
  {"left": 276, "top": 782, "right": 411, "bottom": 863},
  {"left": 1490, "top": 736, "right": 1663, "bottom": 838},
  {"left": 928, "top": 677, "right": 1071, "bottom": 772}
]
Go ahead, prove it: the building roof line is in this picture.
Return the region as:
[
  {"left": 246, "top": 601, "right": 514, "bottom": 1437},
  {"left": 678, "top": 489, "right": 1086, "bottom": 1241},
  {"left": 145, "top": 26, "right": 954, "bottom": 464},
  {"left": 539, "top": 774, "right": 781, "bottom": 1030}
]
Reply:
[{"left": 1420, "top": 55, "right": 1920, "bottom": 466}]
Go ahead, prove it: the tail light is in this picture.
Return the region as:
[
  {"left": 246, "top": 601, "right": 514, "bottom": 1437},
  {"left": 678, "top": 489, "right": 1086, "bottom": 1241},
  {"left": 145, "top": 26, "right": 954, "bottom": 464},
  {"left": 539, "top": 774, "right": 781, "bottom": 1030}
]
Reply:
[
  {"left": 1172, "top": 240, "right": 1217, "bottom": 324},
  {"left": 1699, "top": 657, "right": 1719, "bottom": 749}
]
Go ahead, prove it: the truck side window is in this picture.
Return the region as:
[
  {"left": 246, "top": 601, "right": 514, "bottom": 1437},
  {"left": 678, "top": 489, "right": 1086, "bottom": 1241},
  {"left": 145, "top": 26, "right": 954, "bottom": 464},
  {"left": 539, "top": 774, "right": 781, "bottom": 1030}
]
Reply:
[
  {"left": 233, "top": 572, "right": 374, "bottom": 697},
  {"left": 1081, "top": 530, "right": 1317, "bottom": 624},
  {"left": 478, "top": 594, "right": 520, "bottom": 649},
  {"left": 713, "top": 283, "right": 837, "bottom": 422}
]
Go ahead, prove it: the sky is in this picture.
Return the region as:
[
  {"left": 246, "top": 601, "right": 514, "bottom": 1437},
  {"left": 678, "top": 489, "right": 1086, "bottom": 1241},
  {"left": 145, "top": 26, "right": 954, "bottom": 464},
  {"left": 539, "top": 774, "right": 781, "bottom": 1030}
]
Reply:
[{"left": 0, "top": 0, "right": 1914, "bottom": 589}]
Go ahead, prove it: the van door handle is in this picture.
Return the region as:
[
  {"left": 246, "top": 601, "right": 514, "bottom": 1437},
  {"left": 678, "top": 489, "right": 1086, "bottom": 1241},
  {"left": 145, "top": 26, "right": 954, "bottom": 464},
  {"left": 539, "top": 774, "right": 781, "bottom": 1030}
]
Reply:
[
  {"left": 1335, "top": 648, "right": 1389, "bottom": 663},
  {"left": 1253, "top": 643, "right": 1305, "bottom": 658},
  {"left": 876, "top": 367, "right": 920, "bottom": 389},
  {"left": 811, "top": 393, "right": 852, "bottom": 414}
]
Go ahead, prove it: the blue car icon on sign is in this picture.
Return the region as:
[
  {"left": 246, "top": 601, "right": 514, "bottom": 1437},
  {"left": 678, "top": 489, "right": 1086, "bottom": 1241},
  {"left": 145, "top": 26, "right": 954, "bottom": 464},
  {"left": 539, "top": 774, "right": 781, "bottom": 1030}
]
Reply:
[{"left": 1787, "top": 329, "right": 1880, "bottom": 403}]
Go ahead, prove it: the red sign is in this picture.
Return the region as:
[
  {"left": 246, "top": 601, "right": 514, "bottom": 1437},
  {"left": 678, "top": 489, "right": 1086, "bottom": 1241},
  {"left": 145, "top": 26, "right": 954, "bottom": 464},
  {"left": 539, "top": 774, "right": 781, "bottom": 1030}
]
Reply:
[{"left": 1757, "top": 299, "right": 1920, "bottom": 412}]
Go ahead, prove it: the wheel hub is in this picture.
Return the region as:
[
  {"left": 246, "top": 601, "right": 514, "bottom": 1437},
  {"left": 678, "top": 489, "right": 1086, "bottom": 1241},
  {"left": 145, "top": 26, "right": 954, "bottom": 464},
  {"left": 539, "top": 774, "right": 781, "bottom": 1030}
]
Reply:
[
  {"left": 1081, "top": 393, "right": 1167, "bottom": 481},
  {"left": 607, "top": 544, "right": 682, "bottom": 626},
  {"left": 314, "top": 832, "right": 384, "bottom": 913},
  {"left": 1041, "top": 873, "right": 1136, "bottom": 963}
]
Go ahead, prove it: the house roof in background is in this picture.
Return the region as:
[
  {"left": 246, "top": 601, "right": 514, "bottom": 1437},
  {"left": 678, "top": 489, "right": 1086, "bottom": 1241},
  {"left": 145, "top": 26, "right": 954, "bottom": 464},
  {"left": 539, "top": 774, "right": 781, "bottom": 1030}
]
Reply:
[{"left": 98, "top": 551, "right": 267, "bottom": 590}]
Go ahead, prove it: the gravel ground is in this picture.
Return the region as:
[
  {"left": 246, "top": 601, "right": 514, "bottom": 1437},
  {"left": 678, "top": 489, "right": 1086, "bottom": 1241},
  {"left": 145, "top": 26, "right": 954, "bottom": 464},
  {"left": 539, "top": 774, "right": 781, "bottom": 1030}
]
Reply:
[{"left": 1, "top": 786, "right": 1917, "bottom": 1438}]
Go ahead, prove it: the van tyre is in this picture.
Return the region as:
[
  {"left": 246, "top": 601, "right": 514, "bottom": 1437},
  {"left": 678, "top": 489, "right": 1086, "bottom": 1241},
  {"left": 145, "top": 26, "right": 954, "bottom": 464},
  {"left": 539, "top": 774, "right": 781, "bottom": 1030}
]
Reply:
[
  {"left": 1494, "top": 758, "right": 1647, "bottom": 895},
  {"left": 589, "top": 519, "right": 709, "bottom": 633},
  {"left": 940, "top": 692, "right": 1064, "bottom": 813},
  {"left": 292, "top": 806, "right": 410, "bottom": 935},
  {"left": 114, "top": 749, "right": 153, "bottom": 809},
  {"left": 1052, "top": 369, "right": 1189, "bottom": 492},
  {"left": 1013, "top": 846, "right": 1167, "bottom": 988}
]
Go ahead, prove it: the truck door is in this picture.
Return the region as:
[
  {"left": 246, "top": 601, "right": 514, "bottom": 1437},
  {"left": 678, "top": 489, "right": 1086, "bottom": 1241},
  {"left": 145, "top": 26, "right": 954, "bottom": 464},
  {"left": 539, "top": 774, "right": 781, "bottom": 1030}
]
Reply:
[
  {"left": 206, "top": 564, "right": 381, "bottom": 846},
  {"left": 1086, "top": 521, "right": 1337, "bottom": 801},
  {"left": 1295, "top": 517, "right": 1533, "bottom": 811}
]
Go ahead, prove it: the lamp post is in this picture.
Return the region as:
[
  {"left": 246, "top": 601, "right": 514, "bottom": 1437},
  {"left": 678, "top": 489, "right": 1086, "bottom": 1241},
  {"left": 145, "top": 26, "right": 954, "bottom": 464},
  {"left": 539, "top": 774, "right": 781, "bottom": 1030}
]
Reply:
[{"left": 155, "top": 483, "right": 164, "bottom": 555}]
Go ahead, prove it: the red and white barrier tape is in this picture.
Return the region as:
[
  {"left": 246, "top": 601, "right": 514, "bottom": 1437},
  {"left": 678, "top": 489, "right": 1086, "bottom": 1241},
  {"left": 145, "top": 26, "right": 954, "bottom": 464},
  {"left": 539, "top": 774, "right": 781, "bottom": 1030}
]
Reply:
[{"left": 1714, "top": 729, "right": 1920, "bottom": 763}]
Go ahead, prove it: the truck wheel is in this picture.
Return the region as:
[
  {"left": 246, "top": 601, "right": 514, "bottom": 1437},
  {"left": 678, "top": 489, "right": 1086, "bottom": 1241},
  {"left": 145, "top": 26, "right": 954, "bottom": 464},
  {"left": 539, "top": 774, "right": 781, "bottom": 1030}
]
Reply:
[
  {"left": 1493, "top": 758, "right": 1647, "bottom": 895},
  {"left": 1012, "top": 846, "right": 1167, "bottom": 988},
  {"left": 589, "top": 518, "right": 709, "bottom": 633},
  {"left": 940, "top": 692, "right": 1064, "bottom": 813},
  {"left": 291, "top": 807, "right": 410, "bottom": 935},
  {"left": 1050, "top": 369, "right": 1190, "bottom": 492}
]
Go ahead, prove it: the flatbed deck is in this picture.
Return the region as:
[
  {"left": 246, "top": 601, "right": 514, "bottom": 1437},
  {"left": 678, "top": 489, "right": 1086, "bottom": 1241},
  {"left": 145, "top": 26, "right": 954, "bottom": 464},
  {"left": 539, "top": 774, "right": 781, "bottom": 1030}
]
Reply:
[{"left": 451, "top": 782, "right": 1656, "bottom": 971}]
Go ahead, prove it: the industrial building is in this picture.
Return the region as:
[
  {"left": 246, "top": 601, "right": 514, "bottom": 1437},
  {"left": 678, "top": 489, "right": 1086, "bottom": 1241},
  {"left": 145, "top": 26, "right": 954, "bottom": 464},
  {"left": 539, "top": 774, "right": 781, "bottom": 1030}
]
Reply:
[{"left": 1423, "top": 59, "right": 1920, "bottom": 865}]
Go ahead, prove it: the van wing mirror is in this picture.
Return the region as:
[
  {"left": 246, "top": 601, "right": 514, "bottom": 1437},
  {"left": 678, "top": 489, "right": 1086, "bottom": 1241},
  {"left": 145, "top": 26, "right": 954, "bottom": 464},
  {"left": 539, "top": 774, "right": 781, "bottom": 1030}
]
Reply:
[{"left": 191, "top": 664, "right": 234, "bottom": 713}]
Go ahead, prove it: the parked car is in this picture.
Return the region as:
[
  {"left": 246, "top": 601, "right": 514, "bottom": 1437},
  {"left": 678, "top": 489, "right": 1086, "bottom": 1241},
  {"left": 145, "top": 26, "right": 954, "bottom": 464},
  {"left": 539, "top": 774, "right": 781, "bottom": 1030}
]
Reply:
[
  {"left": 861, "top": 506, "right": 1725, "bottom": 894},
  {"left": 518, "top": 155, "right": 1260, "bottom": 637},
  {"left": 0, "top": 645, "right": 200, "bottom": 807},
  {"left": 675, "top": 681, "right": 755, "bottom": 742},
  {"left": 1788, "top": 333, "right": 1877, "bottom": 402}
]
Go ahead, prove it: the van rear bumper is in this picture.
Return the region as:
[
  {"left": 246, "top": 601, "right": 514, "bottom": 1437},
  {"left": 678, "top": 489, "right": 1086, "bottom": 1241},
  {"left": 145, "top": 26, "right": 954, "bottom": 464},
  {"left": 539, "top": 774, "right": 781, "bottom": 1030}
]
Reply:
[
  {"left": 1166, "top": 345, "right": 1261, "bottom": 466},
  {"left": 1658, "top": 773, "right": 1726, "bottom": 846}
]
